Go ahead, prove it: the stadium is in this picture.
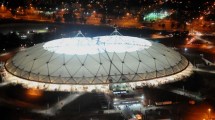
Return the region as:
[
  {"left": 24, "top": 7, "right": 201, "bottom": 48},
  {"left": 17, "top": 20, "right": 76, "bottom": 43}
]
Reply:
[{"left": 2, "top": 30, "right": 193, "bottom": 92}]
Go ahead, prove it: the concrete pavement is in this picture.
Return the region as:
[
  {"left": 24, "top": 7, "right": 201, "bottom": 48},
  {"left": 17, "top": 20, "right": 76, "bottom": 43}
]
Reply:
[{"left": 32, "top": 92, "right": 84, "bottom": 116}]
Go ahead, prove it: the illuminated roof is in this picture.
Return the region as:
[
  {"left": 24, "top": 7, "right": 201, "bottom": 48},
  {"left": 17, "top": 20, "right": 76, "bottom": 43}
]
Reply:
[
  {"left": 5, "top": 32, "right": 190, "bottom": 86},
  {"left": 43, "top": 33, "right": 151, "bottom": 55}
]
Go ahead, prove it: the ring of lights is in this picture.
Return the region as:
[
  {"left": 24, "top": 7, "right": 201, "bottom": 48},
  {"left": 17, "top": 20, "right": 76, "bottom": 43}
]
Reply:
[{"left": 3, "top": 34, "right": 193, "bottom": 92}]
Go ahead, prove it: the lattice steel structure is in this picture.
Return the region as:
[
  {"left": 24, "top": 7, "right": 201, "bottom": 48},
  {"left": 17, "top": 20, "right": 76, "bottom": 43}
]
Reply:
[{"left": 3, "top": 31, "right": 193, "bottom": 92}]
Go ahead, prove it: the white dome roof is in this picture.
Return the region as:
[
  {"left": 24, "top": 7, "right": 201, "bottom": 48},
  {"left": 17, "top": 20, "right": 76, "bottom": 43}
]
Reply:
[{"left": 5, "top": 35, "right": 189, "bottom": 85}]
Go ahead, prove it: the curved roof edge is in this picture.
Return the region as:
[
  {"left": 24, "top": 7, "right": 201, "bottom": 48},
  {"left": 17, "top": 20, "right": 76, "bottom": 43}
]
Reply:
[{"left": 3, "top": 63, "right": 193, "bottom": 92}]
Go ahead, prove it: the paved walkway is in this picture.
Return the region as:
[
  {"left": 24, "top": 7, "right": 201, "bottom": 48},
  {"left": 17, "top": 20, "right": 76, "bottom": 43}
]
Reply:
[
  {"left": 193, "top": 67, "right": 215, "bottom": 74},
  {"left": 158, "top": 86, "right": 204, "bottom": 101},
  {"left": 32, "top": 93, "right": 84, "bottom": 116},
  {"left": 0, "top": 81, "right": 10, "bottom": 87},
  {"left": 194, "top": 35, "right": 213, "bottom": 45},
  {"left": 169, "top": 89, "right": 203, "bottom": 101},
  {"left": 200, "top": 58, "right": 215, "bottom": 67}
]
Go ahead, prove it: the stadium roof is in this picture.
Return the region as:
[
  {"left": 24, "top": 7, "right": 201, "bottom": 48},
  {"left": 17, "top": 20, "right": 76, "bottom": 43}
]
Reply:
[
  {"left": 5, "top": 31, "right": 190, "bottom": 85},
  {"left": 3, "top": 30, "right": 193, "bottom": 92}
]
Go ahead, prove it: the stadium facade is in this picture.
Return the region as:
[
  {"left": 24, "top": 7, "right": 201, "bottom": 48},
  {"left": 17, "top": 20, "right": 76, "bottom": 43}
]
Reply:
[{"left": 2, "top": 30, "right": 193, "bottom": 92}]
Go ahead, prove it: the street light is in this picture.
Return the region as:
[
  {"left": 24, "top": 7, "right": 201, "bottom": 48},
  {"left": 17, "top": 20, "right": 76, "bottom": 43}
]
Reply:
[
  {"left": 141, "top": 95, "right": 144, "bottom": 100},
  {"left": 140, "top": 94, "right": 144, "bottom": 107},
  {"left": 208, "top": 108, "right": 211, "bottom": 120}
]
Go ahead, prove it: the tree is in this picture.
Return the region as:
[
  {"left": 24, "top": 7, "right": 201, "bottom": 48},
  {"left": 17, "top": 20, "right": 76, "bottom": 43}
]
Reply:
[
  {"left": 32, "top": 33, "right": 45, "bottom": 44},
  {"left": 80, "top": 17, "right": 87, "bottom": 24},
  {"left": 55, "top": 17, "right": 62, "bottom": 23},
  {"left": 63, "top": 13, "right": 77, "bottom": 23},
  {"left": 6, "top": 32, "right": 21, "bottom": 48},
  {"left": 171, "top": 22, "right": 175, "bottom": 29},
  {"left": 162, "top": 23, "right": 165, "bottom": 29}
]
